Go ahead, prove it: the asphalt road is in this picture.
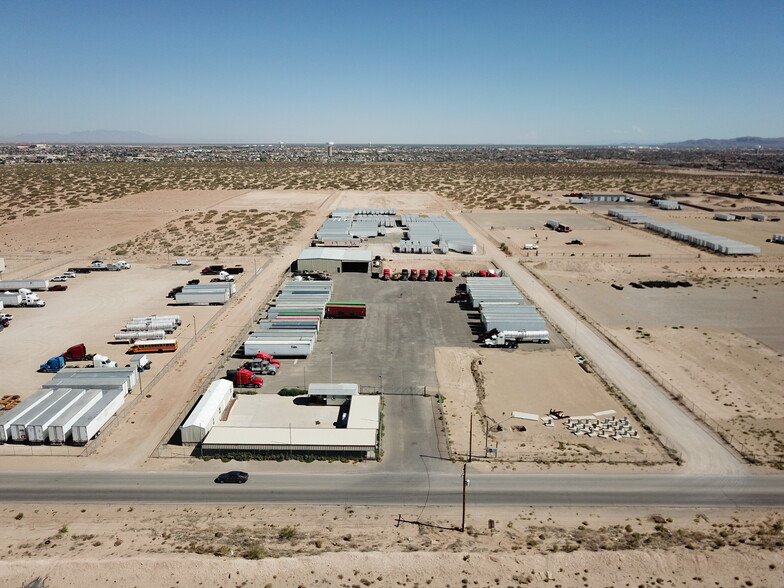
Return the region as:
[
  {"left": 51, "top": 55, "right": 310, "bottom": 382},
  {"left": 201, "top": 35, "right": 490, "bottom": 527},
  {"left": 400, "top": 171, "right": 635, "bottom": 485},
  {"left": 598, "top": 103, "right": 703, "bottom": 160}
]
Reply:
[{"left": 1, "top": 470, "right": 781, "bottom": 507}]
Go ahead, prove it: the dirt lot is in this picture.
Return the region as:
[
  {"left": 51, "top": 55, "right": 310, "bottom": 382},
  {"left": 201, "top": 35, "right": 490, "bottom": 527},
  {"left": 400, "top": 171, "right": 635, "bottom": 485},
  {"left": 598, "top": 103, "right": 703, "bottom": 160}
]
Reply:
[
  {"left": 0, "top": 503, "right": 781, "bottom": 588},
  {"left": 436, "top": 347, "right": 665, "bottom": 466},
  {"left": 531, "top": 254, "right": 784, "bottom": 463}
]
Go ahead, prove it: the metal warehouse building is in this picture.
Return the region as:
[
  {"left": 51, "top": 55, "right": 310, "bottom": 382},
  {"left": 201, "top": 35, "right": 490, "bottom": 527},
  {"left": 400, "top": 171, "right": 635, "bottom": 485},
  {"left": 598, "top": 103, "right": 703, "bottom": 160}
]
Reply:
[{"left": 291, "top": 248, "right": 372, "bottom": 273}]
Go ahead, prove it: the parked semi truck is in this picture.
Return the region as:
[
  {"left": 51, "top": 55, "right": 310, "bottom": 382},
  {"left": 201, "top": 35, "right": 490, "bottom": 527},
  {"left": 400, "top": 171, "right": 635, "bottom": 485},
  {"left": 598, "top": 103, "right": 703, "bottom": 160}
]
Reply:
[
  {"left": 242, "top": 358, "right": 279, "bottom": 375},
  {"left": 226, "top": 368, "right": 263, "bottom": 388},
  {"left": 39, "top": 356, "right": 66, "bottom": 373},
  {"left": 0, "top": 280, "right": 49, "bottom": 291},
  {"left": 0, "top": 289, "right": 45, "bottom": 307},
  {"left": 483, "top": 330, "right": 551, "bottom": 348},
  {"left": 545, "top": 219, "right": 572, "bottom": 232},
  {"left": 63, "top": 344, "right": 94, "bottom": 362}
]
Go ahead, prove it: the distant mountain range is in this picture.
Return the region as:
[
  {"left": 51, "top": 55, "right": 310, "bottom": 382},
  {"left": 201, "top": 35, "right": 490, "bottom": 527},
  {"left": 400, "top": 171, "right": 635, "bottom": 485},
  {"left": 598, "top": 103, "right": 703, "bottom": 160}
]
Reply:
[
  {"left": 0, "top": 130, "right": 168, "bottom": 144},
  {"left": 660, "top": 136, "right": 784, "bottom": 149}
]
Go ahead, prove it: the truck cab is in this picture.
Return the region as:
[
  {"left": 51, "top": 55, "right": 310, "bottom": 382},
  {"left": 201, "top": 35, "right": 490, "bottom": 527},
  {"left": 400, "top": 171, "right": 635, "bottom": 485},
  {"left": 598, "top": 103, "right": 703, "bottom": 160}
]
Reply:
[{"left": 39, "top": 355, "right": 66, "bottom": 373}]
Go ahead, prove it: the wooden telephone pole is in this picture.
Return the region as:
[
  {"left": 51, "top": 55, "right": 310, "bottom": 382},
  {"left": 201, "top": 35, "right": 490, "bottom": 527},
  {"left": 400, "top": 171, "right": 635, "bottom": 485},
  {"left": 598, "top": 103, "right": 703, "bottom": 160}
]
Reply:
[{"left": 461, "top": 415, "right": 472, "bottom": 532}]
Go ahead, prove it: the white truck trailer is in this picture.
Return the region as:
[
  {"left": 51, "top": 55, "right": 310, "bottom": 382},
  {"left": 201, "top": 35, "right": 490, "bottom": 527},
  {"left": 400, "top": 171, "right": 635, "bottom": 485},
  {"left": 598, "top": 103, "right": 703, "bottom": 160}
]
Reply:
[
  {"left": 70, "top": 389, "right": 127, "bottom": 445},
  {"left": 9, "top": 389, "right": 72, "bottom": 442},
  {"left": 175, "top": 290, "right": 230, "bottom": 305},
  {"left": 243, "top": 339, "right": 313, "bottom": 357},
  {"left": 0, "top": 279, "right": 49, "bottom": 291},
  {"left": 483, "top": 330, "right": 551, "bottom": 348},
  {"left": 130, "top": 315, "right": 181, "bottom": 326},
  {"left": 0, "top": 389, "right": 55, "bottom": 443},
  {"left": 25, "top": 389, "right": 86, "bottom": 444},
  {"left": 46, "top": 390, "right": 102, "bottom": 444},
  {"left": 0, "top": 289, "right": 45, "bottom": 307}
]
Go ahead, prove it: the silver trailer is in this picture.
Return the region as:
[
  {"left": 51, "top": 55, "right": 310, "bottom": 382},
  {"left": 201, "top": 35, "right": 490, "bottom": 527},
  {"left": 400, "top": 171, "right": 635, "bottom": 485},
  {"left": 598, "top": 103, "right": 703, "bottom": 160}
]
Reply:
[
  {"left": 26, "top": 389, "right": 87, "bottom": 444},
  {"left": 70, "top": 389, "right": 126, "bottom": 445},
  {"left": 0, "top": 389, "right": 56, "bottom": 443},
  {"left": 175, "top": 291, "right": 229, "bottom": 305},
  {"left": 130, "top": 315, "right": 181, "bottom": 325},
  {"left": 114, "top": 330, "right": 166, "bottom": 342},
  {"left": 0, "top": 279, "right": 50, "bottom": 291},
  {"left": 47, "top": 390, "right": 102, "bottom": 444}
]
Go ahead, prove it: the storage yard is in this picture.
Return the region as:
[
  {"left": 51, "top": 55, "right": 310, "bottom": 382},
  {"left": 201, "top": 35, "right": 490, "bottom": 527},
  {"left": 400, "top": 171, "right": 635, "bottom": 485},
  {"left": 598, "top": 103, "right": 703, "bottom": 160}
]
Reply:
[{"left": 0, "top": 187, "right": 783, "bottom": 467}]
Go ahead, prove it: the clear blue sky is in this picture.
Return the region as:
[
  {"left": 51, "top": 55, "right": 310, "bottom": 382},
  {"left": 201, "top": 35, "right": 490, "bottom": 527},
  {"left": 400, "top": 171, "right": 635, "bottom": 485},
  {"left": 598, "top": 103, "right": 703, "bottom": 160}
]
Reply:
[{"left": 2, "top": 1, "right": 782, "bottom": 144}]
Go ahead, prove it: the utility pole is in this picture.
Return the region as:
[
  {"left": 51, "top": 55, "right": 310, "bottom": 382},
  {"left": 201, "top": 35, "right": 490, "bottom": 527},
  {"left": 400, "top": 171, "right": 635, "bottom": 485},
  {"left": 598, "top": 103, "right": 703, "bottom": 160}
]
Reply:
[
  {"left": 462, "top": 415, "right": 473, "bottom": 532},
  {"left": 330, "top": 352, "right": 333, "bottom": 384}
]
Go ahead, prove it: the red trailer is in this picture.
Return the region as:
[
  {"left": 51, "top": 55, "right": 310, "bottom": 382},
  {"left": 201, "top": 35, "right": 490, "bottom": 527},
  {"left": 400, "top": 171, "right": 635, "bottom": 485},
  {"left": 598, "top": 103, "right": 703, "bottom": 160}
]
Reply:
[{"left": 325, "top": 304, "right": 366, "bottom": 318}]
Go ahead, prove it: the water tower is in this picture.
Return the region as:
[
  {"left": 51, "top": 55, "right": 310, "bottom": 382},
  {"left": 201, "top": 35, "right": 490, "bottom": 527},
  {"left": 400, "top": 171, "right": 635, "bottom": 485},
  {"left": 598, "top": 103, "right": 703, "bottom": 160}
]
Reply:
[{"left": 326, "top": 142, "right": 334, "bottom": 157}]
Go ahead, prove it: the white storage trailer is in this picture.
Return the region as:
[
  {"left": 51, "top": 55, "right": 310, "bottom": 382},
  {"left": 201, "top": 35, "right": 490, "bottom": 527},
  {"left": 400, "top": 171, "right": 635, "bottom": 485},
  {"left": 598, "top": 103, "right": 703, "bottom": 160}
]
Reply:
[
  {"left": 70, "top": 389, "right": 127, "bottom": 445},
  {"left": 0, "top": 389, "right": 56, "bottom": 443},
  {"left": 179, "top": 379, "right": 234, "bottom": 444},
  {"left": 43, "top": 379, "right": 130, "bottom": 396},
  {"left": 47, "top": 366, "right": 139, "bottom": 390},
  {"left": 243, "top": 339, "right": 313, "bottom": 357},
  {"left": 26, "top": 389, "right": 87, "bottom": 443},
  {"left": 9, "top": 389, "right": 72, "bottom": 442},
  {"left": 175, "top": 290, "right": 229, "bottom": 305},
  {"left": 0, "top": 279, "right": 49, "bottom": 291},
  {"left": 46, "top": 390, "right": 102, "bottom": 444}
]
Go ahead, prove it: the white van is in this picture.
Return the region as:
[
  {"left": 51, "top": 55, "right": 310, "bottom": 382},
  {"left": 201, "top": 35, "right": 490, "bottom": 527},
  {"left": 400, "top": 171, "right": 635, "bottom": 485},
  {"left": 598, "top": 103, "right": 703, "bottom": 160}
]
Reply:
[{"left": 523, "top": 244, "right": 539, "bottom": 250}]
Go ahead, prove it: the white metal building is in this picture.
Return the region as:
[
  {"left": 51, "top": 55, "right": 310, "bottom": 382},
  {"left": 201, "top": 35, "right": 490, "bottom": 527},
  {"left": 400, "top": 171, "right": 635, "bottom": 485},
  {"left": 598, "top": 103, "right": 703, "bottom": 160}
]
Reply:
[{"left": 180, "top": 379, "right": 234, "bottom": 444}]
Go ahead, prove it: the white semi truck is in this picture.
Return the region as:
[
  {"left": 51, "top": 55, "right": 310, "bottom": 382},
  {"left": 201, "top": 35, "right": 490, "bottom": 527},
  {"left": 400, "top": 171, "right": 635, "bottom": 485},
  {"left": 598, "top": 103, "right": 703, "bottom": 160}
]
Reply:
[
  {"left": 483, "top": 330, "right": 550, "bottom": 348},
  {"left": 0, "top": 289, "right": 45, "bottom": 307}
]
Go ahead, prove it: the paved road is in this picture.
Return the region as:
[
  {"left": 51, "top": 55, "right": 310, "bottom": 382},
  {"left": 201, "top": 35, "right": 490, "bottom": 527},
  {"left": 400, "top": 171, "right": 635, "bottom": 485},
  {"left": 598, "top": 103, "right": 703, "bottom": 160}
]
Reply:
[
  {"left": 1, "top": 470, "right": 781, "bottom": 507},
  {"left": 455, "top": 212, "right": 745, "bottom": 475}
]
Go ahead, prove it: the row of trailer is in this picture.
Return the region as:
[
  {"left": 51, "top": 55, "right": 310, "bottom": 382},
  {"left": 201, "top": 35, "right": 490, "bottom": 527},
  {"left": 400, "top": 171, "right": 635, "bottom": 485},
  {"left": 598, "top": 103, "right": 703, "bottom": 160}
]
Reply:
[
  {"left": 243, "top": 280, "right": 334, "bottom": 357},
  {"left": 115, "top": 314, "right": 181, "bottom": 342},
  {"left": 0, "top": 367, "right": 136, "bottom": 445},
  {"left": 608, "top": 209, "right": 761, "bottom": 255},
  {"left": 463, "top": 277, "right": 550, "bottom": 342}
]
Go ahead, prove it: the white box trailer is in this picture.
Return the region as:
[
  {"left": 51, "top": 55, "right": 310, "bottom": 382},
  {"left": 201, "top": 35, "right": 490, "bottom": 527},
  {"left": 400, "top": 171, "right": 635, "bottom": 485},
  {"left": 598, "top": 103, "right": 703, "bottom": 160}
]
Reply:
[
  {"left": 183, "top": 283, "right": 236, "bottom": 295},
  {"left": 0, "top": 389, "right": 56, "bottom": 443},
  {"left": 179, "top": 379, "right": 234, "bottom": 444},
  {"left": 114, "top": 330, "right": 166, "bottom": 342},
  {"left": 70, "top": 389, "right": 127, "bottom": 445},
  {"left": 26, "top": 389, "right": 88, "bottom": 443},
  {"left": 242, "top": 339, "right": 313, "bottom": 357},
  {"left": 43, "top": 379, "right": 130, "bottom": 396},
  {"left": 0, "top": 279, "right": 49, "bottom": 291},
  {"left": 175, "top": 291, "right": 229, "bottom": 305},
  {"left": 49, "top": 366, "right": 139, "bottom": 390},
  {"left": 46, "top": 389, "right": 102, "bottom": 444},
  {"left": 9, "top": 389, "right": 72, "bottom": 442}
]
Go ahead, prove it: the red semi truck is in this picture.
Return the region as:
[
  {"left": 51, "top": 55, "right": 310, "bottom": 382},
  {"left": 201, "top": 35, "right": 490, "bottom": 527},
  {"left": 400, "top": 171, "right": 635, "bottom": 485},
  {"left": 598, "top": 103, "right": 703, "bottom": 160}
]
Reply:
[{"left": 226, "top": 368, "right": 263, "bottom": 388}]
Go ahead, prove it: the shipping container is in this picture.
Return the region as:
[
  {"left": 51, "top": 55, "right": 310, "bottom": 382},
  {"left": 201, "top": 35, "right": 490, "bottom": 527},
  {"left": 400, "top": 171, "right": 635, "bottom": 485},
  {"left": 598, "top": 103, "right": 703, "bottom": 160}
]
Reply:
[
  {"left": 242, "top": 339, "right": 313, "bottom": 357},
  {"left": 174, "top": 291, "right": 229, "bottom": 305}
]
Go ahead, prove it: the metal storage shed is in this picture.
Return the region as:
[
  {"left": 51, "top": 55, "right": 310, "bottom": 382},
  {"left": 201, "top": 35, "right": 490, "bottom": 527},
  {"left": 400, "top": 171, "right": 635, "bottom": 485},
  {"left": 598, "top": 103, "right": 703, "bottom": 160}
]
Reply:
[
  {"left": 180, "top": 379, "right": 234, "bottom": 444},
  {"left": 292, "top": 248, "right": 372, "bottom": 273}
]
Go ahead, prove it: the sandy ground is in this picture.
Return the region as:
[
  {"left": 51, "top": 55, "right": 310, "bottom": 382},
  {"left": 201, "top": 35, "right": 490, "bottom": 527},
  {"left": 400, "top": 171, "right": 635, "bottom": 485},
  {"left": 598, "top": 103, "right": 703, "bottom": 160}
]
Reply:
[
  {"left": 2, "top": 182, "right": 783, "bottom": 583},
  {"left": 435, "top": 347, "right": 666, "bottom": 467},
  {"left": 0, "top": 503, "right": 781, "bottom": 587}
]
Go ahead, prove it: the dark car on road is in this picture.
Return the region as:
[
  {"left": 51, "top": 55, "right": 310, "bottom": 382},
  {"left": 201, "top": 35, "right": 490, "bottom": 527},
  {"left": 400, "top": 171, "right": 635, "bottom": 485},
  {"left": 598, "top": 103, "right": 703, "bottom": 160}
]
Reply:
[{"left": 215, "top": 471, "right": 249, "bottom": 484}]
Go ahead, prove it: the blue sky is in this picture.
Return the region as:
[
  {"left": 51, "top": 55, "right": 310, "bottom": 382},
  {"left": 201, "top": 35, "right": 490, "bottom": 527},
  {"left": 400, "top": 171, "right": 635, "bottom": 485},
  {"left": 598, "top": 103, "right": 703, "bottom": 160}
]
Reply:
[{"left": 2, "top": 1, "right": 782, "bottom": 144}]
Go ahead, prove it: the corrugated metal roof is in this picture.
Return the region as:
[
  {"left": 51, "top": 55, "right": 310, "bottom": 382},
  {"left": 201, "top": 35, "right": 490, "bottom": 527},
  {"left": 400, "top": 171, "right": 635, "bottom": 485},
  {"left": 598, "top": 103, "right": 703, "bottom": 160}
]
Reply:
[{"left": 180, "top": 379, "right": 233, "bottom": 432}]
